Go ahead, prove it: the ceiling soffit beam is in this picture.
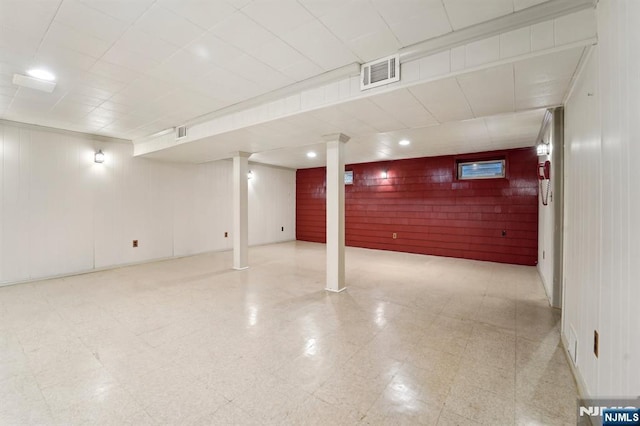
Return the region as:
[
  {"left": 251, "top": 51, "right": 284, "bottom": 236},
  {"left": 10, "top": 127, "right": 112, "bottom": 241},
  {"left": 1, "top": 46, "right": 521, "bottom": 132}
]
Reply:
[
  {"left": 141, "top": 0, "right": 596, "bottom": 140},
  {"left": 400, "top": 0, "right": 596, "bottom": 62},
  {"left": 134, "top": 33, "right": 595, "bottom": 159}
]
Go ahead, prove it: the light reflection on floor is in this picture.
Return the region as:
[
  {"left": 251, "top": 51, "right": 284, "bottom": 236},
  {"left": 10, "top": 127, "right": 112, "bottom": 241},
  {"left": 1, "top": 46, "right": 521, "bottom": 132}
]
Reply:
[{"left": 0, "top": 241, "right": 578, "bottom": 425}]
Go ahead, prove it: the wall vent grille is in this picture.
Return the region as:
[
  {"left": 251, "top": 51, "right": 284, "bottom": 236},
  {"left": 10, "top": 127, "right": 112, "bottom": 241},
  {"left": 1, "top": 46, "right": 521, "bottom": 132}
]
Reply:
[
  {"left": 176, "top": 125, "right": 187, "bottom": 140},
  {"left": 360, "top": 54, "right": 400, "bottom": 91}
]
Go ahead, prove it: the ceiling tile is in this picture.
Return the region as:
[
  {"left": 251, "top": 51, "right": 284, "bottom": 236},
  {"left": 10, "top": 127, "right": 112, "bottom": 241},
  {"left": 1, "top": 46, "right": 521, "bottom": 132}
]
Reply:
[
  {"left": 456, "top": 64, "right": 514, "bottom": 117},
  {"left": 409, "top": 78, "right": 474, "bottom": 123},
  {"left": 443, "top": 0, "right": 513, "bottom": 30},
  {"left": 319, "top": 1, "right": 388, "bottom": 43},
  {"left": 0, "top": 0, "right": 61, "bottom": 41},
  {"left": 337, "top": 99, "right": 405, "bottom": 133},
  {"left": 186, "top": 32, "right": 245, "bottom": 66},
  {"left": 369, "top": 89, "right": 438, "bottom": 129},
  {"left": 110, "top": 28, "right": 182, "bottom": 63},
  {"left": 184, "top": 67, "right": 264, "bottom": 104},
  {"left": 0, "top": 25, "right": 41, "bottom": 61},
  {"left": 147, "top": 50, "right": 220, "bottom": 85},
  {"left": 279, "top": 58, "right": 324, "bottom": 82},
  {"left": 79, "top": 0, "right": 155, "bottom": 23},
  {"left": 49, "top": 101, "right": 96, "bottom": 117},
  {"left": 79, "top": 72, "right": 128, "bottom": 94},
  {"left": 347, "top": 29, "right": 401, "bottom": 63},
  {"left": 221, "top": 54, "right": 294, "bottom": 90},
  {"left": 90, "top": 60, "right": 142, "bottom": 84},
  {"left": 281, "top": 20, "right": 358, "bottom": 71},
  {"left": 40, "top": 22, "right": 111, "bottom": 59},
  {"left": 209, "top": 12, "right": 276, "bottom": 52},
  {"left": 60, "top": 91, "right": 107, "bottom": 108},
  {"left": 109, "top": 77, "right": 174, "bottom": 107},
  {"left": 515, "top": 47, "right": 583, "bottom": 86},
  {"left": 55, "top": 0, "right": 129, "bottom": 43},
  {"left": 297, "top": 0, "right": 345, "bottom": 18},
  {"left": 133, "top": 5, "right": 206, "bottom": 46},
  {"left": 102, "top": 48, "right": 160, "bottom": 74},
  {"left": 157, "top": 0, "right": 237, "bottom": 29},
  {"left": 241, "top": 0, "right": 316, "bottom": 36},
  {"left": 249, "top": 38, "right": 314, "bottom": 73},
  {"left": 373, "top": 0, "right": 452, "bottom": 46},
  {"left": 484, "top": 108, "right": 545, "bottom": 142},
  {"left": 34, "top": 44, "right": 98, "bottom": 74}
]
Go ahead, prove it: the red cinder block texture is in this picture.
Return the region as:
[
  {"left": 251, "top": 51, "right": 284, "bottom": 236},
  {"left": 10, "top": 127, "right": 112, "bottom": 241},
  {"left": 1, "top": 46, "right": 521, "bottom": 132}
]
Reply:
[{"left": 296, "top": 147, "right": 539, "bottom": 265}]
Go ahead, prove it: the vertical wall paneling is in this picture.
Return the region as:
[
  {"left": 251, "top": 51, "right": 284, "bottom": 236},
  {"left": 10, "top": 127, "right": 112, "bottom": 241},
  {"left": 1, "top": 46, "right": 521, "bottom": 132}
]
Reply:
[
  {"left": 596, "top": 0, "right": 636, "bottom": 397},
  {"left": 297, "top": 148, "right": 539, "bottom": 266},
  {"left": 248, "top": 163, "right": 296, "bottom": 246},
  {"left": 563, "top": 47, "right": 600, "bottom": 396},
  {"left": 0, "top": 122, "right": 296, "bottom": 285},
  {"left": 563, "top": 0, "right": 640, "bottom": 399},
  {"left": 2, "top": 126, "right": 30, "bottom": 281}
]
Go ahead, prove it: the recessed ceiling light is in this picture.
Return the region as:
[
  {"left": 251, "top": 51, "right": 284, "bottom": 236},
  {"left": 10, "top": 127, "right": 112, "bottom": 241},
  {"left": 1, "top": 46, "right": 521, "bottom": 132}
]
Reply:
[
  {"left": 307, "top": 151, "right": 317, "bottom": 158},
  {"left": 26, "top": 69, "right": 56, "bottom": 81},
  {"left": 399, "top": 139, "right": 410, "bottom": 146}
]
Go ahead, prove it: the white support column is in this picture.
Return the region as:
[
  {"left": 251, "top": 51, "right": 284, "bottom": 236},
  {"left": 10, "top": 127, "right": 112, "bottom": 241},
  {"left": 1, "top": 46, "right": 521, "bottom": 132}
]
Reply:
[
  {"left": 324, "top": 133, "right": 350, "bottom": 292},
  {"left": 233, "top": 152, "right": 251, "bottom": 270}
]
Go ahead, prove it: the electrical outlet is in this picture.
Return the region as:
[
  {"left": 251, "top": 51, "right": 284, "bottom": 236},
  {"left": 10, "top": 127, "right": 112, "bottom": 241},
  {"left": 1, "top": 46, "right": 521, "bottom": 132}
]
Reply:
[
  {"left": 392, "top": 232, "right": 397, "bottom": 239},
  {"left": 224, "top": 232, "right": 228, "bottom": 238},
  {"left": 594, "top": 330, "right": 599, "bottom": 358},
  {"left": 132, "top": 240, "right": 138, "bottom": 248}
]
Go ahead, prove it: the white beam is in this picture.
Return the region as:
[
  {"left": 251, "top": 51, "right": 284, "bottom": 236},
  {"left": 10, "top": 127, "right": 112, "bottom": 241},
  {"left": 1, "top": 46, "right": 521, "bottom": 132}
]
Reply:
[
  {"left": 325, "top": 133, "right": 350, "bottom": 292},
  {"left": 233, "top": 152, "right": 251, "bottom": 270}
]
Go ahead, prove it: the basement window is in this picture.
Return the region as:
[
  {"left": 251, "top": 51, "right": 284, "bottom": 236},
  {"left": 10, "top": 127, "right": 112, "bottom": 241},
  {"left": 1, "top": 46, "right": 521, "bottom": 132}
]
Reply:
[
  {"left": 457, "top": 159, "right": 505, "bottom": 180},
  {"left": 344, "top": 170, "right": 354, "bottom": 185}
]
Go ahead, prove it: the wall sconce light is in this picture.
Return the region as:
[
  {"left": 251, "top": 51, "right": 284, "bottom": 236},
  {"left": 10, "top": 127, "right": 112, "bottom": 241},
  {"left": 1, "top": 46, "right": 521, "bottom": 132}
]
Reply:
[
  {"left": 536, "top": 143, "right": 550, "bottom": 156},
  {"left": 94, "top": 149, "right": 105, "bottom": 163},
  {"left": 381, "top": 170, "right": 388, "bottom": 179},
  {"left": 247, "top": 170, "right": 254, "bottom": 180}
]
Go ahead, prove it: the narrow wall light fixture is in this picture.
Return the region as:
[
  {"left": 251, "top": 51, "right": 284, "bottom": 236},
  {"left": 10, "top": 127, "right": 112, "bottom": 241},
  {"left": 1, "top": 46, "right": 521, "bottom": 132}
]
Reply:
[{"left": 94, "top": 150, "right": 105, "bottom": 163}]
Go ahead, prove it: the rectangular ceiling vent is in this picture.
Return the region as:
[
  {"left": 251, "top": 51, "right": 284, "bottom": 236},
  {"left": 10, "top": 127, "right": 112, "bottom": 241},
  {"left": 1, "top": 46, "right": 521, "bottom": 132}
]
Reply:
[
  {"left": 176, "top": 125, "right": 187, "bottom": 140},
  {"left": 360, "top": 54, "right": 400, "bottom": 91}
]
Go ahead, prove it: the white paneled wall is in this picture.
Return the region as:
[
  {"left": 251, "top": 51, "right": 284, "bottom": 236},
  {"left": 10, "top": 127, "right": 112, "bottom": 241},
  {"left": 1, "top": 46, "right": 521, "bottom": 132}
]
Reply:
[
  {"left": 563, "top": 0, "right": 640, "bottom": 399},
  {"left": 563, "top": 47, "right": 600, "bottom": 396},
  {"left": 0, "top": 122, "right": 295, "bottom": 285},
  {"left": 248, "top": 163, "right": 296, "bottom": 246}
]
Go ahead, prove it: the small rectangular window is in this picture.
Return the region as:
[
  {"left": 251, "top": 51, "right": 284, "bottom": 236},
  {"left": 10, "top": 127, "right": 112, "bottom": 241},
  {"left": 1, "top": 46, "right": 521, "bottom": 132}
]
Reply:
[
  {"left": 457, "top": 159, "right": 505, "bottom": 180},
  {"left": 344, "top": 170, "right": 354, "bottom": 185}
]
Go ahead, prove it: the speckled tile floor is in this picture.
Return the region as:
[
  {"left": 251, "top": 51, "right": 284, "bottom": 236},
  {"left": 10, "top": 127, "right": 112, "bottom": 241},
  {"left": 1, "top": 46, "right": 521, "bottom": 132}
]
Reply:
[{"left": 0, "top": 241, "right": 578, "bottom": 425}]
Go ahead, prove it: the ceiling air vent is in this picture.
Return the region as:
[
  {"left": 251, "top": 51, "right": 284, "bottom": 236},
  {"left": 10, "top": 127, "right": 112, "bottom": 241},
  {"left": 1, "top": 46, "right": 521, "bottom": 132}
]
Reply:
[
  {"left": 176, "top": 125, "right": 187, "bottom": 140},
  {"left": 360, "top": 54, "right": 400, "bottom": 91}
]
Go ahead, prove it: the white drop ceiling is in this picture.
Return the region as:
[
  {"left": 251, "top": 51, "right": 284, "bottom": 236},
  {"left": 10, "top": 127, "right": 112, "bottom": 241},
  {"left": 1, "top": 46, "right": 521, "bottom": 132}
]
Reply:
[{"left": 0, "top": 0, "right": 594, "bottom": 169}]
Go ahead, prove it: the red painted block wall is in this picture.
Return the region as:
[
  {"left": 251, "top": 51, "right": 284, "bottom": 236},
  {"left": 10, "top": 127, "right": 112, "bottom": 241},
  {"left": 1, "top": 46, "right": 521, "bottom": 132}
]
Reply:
[{"left": 296, "top": 148, "right": 539, "bottom": 266}]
